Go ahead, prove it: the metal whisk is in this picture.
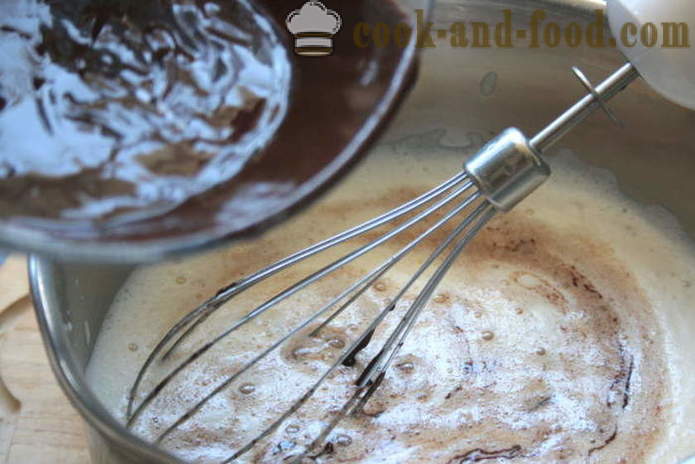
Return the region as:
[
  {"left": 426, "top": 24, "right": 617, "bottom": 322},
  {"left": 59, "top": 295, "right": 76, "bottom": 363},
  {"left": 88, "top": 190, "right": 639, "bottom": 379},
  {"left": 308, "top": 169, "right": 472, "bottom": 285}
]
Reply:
[{"left": 125, "top": 63, "right": 639, "bottom": 463}]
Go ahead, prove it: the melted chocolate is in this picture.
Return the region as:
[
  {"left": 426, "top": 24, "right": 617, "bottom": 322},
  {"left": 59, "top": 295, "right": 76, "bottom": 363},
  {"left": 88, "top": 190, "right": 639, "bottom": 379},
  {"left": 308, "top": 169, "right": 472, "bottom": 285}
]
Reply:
[
  {"left": 448, "top": 445, "right": 523, "bottom": 463},
  {"left": 1, "top": 0, "right": 290, "bottom": 221},
  {"left": 0, "top": 0, "right": 416, "bottom": 250}
]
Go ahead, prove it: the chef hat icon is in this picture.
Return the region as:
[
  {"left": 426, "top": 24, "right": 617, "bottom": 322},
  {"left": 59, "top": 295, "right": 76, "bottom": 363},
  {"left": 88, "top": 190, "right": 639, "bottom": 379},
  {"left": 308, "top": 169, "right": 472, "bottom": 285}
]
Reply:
[{"left": 286, "top": 1, "right": 342, "bottom": 57}]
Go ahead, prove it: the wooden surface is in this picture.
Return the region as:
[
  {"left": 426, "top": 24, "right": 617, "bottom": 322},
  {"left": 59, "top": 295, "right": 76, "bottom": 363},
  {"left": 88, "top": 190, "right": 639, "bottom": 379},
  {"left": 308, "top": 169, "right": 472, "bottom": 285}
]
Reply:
[{"left": 0, "top": 255, "right": 90, "bottom": 463}]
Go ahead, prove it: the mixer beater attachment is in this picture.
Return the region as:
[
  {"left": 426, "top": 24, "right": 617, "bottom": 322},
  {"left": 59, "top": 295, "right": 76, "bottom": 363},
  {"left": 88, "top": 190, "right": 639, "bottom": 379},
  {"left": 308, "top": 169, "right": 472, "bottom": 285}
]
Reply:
[{"left": 125, "top": 63, "right": 639, "bottom": 463}]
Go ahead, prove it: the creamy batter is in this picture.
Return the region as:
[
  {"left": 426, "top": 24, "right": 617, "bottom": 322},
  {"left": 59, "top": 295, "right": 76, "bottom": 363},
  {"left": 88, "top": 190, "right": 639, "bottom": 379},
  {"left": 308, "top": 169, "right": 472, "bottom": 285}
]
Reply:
[{"left": 86, "top": 147, "right": 695, "bottom": 463}]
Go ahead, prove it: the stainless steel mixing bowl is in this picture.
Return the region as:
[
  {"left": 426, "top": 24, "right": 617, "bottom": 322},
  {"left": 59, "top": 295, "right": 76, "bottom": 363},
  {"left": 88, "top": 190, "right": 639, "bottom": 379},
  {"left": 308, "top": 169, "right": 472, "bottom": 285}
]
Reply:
[{"left": 29, "top": 0, "right": 695, "bottom": 462}]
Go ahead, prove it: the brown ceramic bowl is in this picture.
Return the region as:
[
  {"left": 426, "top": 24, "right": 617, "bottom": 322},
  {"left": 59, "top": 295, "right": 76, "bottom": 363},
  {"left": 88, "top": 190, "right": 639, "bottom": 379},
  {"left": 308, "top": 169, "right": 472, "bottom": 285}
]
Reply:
[{"left": 0, "top": 0, "right": 429, "bottom": 262}]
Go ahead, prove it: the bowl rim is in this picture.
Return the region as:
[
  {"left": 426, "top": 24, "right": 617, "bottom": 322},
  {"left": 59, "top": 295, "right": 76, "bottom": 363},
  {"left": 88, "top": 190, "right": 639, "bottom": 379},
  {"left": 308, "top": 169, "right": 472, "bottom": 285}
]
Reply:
[{"left": 29, "top": 256, "right": 180, "bottom": 462}]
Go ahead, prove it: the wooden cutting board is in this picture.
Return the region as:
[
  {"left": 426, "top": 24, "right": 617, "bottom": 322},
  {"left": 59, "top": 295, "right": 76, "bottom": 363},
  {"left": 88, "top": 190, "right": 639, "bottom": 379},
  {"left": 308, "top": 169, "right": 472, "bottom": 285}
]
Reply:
[{"left": 0, "top": 255, "right": 90, "bottom": 463}]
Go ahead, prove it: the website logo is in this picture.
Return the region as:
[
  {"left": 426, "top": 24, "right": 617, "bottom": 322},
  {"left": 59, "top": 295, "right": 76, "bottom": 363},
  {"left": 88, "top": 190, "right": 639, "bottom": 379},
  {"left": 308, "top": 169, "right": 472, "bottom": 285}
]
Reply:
[{"left": 286, "top": 1, "right": 342, "bottom": 57}]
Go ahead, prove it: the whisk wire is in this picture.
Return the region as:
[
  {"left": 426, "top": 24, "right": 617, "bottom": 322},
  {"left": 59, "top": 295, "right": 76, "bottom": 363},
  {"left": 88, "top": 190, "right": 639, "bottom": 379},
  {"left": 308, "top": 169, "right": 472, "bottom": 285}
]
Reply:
[
  {"left": 128, "top": 176, "right": 475, "bottom": 425},
  {"left": 150, "top": 190, "right": 482, "bottom": 441},
  {"left": 280, "top": 203, "right": 495, "bottom": 464},
  {"left": 357, "top": 204, "right": 495, "bottom": 390},
  {"left": 163, "top": 171, "right": 471, "bottom": 360},
  {"left": 222, "top": 201, "right": 494, "bottom": 463},
  {"left": 310, "top": 190, "right": 483, "bottom": 337},
  {"left": 126, "top": 173, "right": 471, "bottom": 418}
]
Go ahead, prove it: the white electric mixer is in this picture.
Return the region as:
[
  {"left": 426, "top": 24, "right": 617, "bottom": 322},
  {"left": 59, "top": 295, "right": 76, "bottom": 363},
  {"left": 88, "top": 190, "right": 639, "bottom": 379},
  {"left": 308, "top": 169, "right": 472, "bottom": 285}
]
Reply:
[{"left": 123, "top": 1, "right": 695, "bottom": 462}]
